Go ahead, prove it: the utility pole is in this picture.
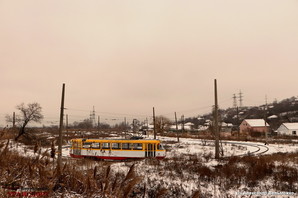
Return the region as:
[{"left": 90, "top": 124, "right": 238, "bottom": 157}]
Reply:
[
  {"left": 214, "top": 79, "right": 220, "bottom": 159},
  {"left": 133, "top": 119, "right": 136, "bottom": 135},
  {"left": 58, "top": 83, "right": 65, "bottom": 176},
  {"left": 264, "top": 95, "right": 268, "bottom": 145},
  {"left": 161, "top": 117, "right": 163, "bottom": 134},
  {"left": 97, "top": 116, "right": 100, "bottom": 137},
  {"left": 146, "top": 117, "right": 149, "bottom": 137},
  {"left": 236, "top": 106, "right": 240, "bottom": 140},
  {"left": 124, "top": 117, "right": 127, "bottom": 139},
  {"left": 66, "top": 114, "right": 68, "bottom": 139},
  {"left": 181, "top": 115, "right": 184, "bottom": 135},
  {"left": 13, "top": 112, "right": 15, "bottom": 128},
  {"left": 153, "top": 107, "right": 156, "bottom": 139},
  {"left": 175, "top": 112, "right": 179, "bottom": 142}
]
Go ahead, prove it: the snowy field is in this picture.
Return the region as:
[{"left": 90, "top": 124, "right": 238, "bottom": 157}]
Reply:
[
  {"left": 7, "top": 136, "right": 298, "bottom": 160},
  {"left": 67, "top": 136, "right": 298, "bottom": 197},
  {"left": 2, "top": 135, "right": 298, "bottom": 197}
]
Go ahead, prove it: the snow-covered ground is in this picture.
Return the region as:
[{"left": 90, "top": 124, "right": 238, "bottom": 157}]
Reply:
[
  {"left": 6, "top": 136, "right": 298, "bottom": 161},
  {"left": 3, "top": 136, "right": 298, "bottom": 197},
  {"left": 159, "top": 136, "right": 298, "bottom": 157},
  {"left": 62, "top": 135, "right": 298, "bottom": 197}
]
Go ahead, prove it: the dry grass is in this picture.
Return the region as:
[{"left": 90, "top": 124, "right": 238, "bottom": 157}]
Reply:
[
  {"left": 0, "top": 135, "right": 144, "bottom": 197},
  {"left": 1, "top": 129, "right": 298, "bottom": 197}
]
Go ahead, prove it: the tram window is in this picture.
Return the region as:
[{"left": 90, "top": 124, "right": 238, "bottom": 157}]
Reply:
[
  {"left": 91, "top": 142, "right": 100, "bottom": 149},
  {"left": 132, "top": 143, "right": 143, "bottom": 150},
  {"left": 112, "top": 143, "right": 121, "bottom": 150},
  {"left": 158, "top": 144, "right": 164, "bottom": 150},
  {"left": 83, "top": 142, "right": 92, "bottom": 148},
  {"left": 102, "top": 143, "right": 110, "bottom": 149},
  {"left": 122, "top": 143, "right": 130, "bottom": 150}
]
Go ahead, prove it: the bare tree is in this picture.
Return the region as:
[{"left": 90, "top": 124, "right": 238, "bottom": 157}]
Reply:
[
  {"left": 6, "top": 102, "right": 44, "bottom": 141},
  {"left": 155, "top": 116, "right": 171, "bottom": 135}
]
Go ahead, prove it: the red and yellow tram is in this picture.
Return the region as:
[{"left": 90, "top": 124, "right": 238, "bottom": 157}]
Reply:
[{"left": 70, "top": 138, "right": 166, "bottom": 160}]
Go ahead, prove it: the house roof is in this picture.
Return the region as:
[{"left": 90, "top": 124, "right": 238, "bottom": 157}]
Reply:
[
  {"left": 268, "top": 115, "right": 278, "bottom": 119},
  {"left": 244, "top": 119, "right": 269, "bottom": 127},
  {"left": 222, "top": 122, "right": 233, "bottom": 127},
  {"left": 282, "top": 123, "right": 298, "bottom": 130},
  {"left": 170, "top": 125, "right": 192, "bottom": 130},
  {"left": 184, "top": 122, "right": 194, "bottom": 126}
]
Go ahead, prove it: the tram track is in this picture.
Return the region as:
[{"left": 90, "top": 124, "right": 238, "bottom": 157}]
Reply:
[{"left": 222, "top": 141, "right": 270, "bottom": 157}]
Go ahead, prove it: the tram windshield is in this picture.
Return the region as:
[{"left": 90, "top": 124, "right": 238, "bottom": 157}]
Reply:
[{"left": 158, "top": 143, "right": 164, "bottom": 150}]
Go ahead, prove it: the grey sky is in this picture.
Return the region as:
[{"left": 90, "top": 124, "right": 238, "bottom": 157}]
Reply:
[{"left": 1, "top": 0, "right": 298, "bottom": 126}]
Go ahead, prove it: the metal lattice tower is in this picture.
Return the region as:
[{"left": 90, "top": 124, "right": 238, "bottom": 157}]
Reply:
[
  {"left": 233, "top": 94, "right": 237, "bottom": 108},
  {"left": 238, "top": 90, "right": 243, "bottom": 108},
  {"left": 90, "top": 106, "right": 96, "bottom": 127}
]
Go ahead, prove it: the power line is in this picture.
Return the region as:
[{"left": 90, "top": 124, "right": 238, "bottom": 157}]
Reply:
[{"left": 66, "top": 108, "right": 149, "bottom": 117}]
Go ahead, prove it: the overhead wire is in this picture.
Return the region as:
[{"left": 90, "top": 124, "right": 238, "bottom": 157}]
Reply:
[{"left": 4, "top": 96, "right": 234, "bottom": 126}]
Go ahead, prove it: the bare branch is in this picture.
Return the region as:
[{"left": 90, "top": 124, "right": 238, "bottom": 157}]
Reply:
[{"left": 14, "top": 102, "right": 44, "bottom": 140}]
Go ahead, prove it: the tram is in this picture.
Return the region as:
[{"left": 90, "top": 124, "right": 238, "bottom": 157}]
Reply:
[{"left": 69, "top": 138, "right": 166, "bottom": 160}]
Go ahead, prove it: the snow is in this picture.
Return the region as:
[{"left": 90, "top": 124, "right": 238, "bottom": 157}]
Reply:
[
  {"left": 244, "top": 119, "right": 269, "bottom": 127},
  {"left": 3, "top": 135, "right": 298, "bottom": 197},
  {"left": 268, "top": 115, "right": 278, "bottom": 119},
  {"left": 282, "top": 122, "right": 298, "bottom": 130}
]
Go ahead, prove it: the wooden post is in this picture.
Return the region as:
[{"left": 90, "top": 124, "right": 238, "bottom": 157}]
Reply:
[
  {"left": 153, "top": 107, "right": 156, "bottom": 139},
  {"left": 66, "top": 114, "right": 68, "bottom": 139},
  {"left": 124, "top": 117, "right": 127, "bottom": 139},
  {"left": 264, "top": 103, "right": 268, "bottom": 145},
  {"left": 237, "top": 106, "right": 239, "bottom": 140},
  {"left": 146, "top": 117, "right": 149, "bottom": 137},
  {"left": 133, "top": 119, "right": 136, "bottom": 135},
  {"left": 58, "top": 83, "right": 65, "bottom": 175},
  {"left": 181, "top": 115, "right": 185, "bottom": 135},
  {"left": 98, "top": 116, "right": 100, "bottom": 137},
  {"left": 175, "top": 112, "right": 179, "bottom": 142},
  {"left": 214, "top": 79, "right": 220, "bottom": 159},
  {"left": 13, "top": 112, "right": 15, "bottom": 128}
]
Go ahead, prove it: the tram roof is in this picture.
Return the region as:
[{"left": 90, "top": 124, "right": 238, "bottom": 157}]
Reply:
[{"left": 71, "top": 138, "right": 162, "bottom": 142}]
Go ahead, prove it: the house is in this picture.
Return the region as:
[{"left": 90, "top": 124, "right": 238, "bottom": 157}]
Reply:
[
  {"left": 221, "top": 122, "right": 233, "bottom": 132},
  {"left": 276, "top": 123, "right": 298, "bottom": 136},
  {"left": 170, "top": 122, "right": 194, "bottom": 131},
  {"left": 240, "top": 119, "right": 270, "bottom": 133},
  {"left": 184, "top": 122, "right": 194, "bottom": 131}
]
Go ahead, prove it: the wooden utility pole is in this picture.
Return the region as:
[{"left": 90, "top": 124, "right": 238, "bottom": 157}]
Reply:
[
  {"left": 214, "top": 79, "right": 220, "bottom": 159},
  {"left": 66, "top": 114, "right": 68, "bottom": 139},
  {"left": 264, "top": 96, "right": 268, "bottom": 145},
  {"left": 146, "top": 117, "right": 149, "bottom": 137},
  {"left": 175, "top": 112, "right": 179, "bottom": 142},
  {"left": 133, "top": 119, "right": 136, "bottom": 135},
  {"left": 58, "top": 83, "right": 65, "bottom": 175},
  {"left": 236, "top": 106, "right": 240, "bottom": 140},
  {"left": 124, "top": 117, "right": 127, "bottom": 139},
  {"left": 13, "top": 112, "right": 15, "bottom": 128},
  {"left": 153, "top": 107, "right": 156, "bottom": 139},
  {"left": 181, "top": 115, "right": 185, "bottom": 135},
  {"left": 97, "top": 116, "right": 100, "bottom": 137}
]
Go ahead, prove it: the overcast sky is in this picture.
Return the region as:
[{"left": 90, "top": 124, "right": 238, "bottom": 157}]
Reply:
[{"left": 1, "top": 0, "right": 298, "bottom": 126}]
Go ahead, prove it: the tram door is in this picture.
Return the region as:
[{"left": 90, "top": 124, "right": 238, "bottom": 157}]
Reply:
[
  {"left": 73, "top": 141, "right": 81, "bottom": 155},
  {"left": 145, "top": 143, "right": 156, "bottom": 158}
]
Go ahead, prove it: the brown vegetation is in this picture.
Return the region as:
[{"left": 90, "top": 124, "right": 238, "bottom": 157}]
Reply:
[{"left": 1, "top": 129, "right": 298, "bottom": 197}]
